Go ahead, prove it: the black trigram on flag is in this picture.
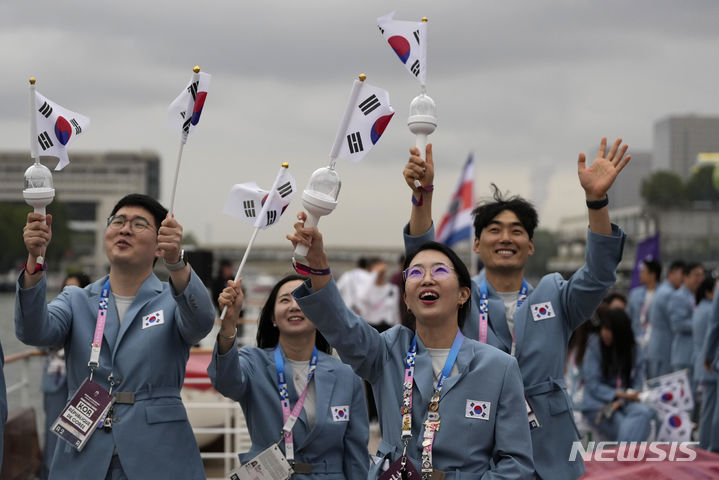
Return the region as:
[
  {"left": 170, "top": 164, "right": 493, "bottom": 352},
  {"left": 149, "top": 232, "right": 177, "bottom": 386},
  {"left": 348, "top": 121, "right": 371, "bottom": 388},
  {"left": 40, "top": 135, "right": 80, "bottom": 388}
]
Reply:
[
  {"left": 38, "top": 132, "right": 53, "bottom": 150},
  {"left": 410, "top": 60, "right": 420, "bottom": 77},
  {"left": 266, "top": 210, "right": 278, "bottom": 225},
  {"left": 243, "top": 200, "right": 256, "bottom": 218},
  {"left": 38, "top": 102, "right": 53, "bottom": 118},
  {"left": 182, "top": 117, "right": 192, "bottom": 134},
  {"left": 378, "top": 26, "right": 384, "bottom": 35},
  {"left": 277, "top": 181, "right": 292, "bottom": 198},
  {"left": 187, "top": 81, "right": 198, "bottom": 101},
  {"left": 70, "top": 118, "right": 82, "bottom": 135},
  {"left": 347, "top": 132, "right": 364, "bottom": 154},
  {"left": 359, "top": 94, "right": 380, "bottom": 116},
  {"left": 413, "top": 30, "right": 420, "bottom": 44}
]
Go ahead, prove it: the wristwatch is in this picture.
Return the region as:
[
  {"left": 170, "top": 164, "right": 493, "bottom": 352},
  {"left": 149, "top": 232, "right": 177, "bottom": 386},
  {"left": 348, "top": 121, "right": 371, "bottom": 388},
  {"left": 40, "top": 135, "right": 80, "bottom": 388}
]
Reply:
[{"left": 164, "top": 249, "right": 187, "bottom": 271}]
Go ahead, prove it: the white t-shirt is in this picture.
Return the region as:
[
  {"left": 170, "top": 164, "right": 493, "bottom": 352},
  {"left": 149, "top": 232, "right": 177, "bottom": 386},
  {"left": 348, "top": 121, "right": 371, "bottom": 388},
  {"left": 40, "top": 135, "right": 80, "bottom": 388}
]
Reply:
[
  {"left": 113, "top": 293, "right": 135, "bottom": 326},
  {"left": 426, "top": 348, "right": 459, "bottom": 388},
  {"left": 497, "top": 290, "right": 520, "bottom": 337},
  {"left": 287, "top": 358, "right": 316, "bottom": 428},
  {"left": 357, "top": 282, "right": 400, "bottom": 327}
]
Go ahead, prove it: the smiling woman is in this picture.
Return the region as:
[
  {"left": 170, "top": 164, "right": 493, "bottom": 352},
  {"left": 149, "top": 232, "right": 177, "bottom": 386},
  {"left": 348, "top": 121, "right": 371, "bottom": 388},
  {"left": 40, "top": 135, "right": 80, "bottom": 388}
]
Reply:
[
  {"left": 207, "top": 274, "right": 370, "bottom": 479},
  {"left": 287, "top": 213, "right": 535, "bottom": 479}
]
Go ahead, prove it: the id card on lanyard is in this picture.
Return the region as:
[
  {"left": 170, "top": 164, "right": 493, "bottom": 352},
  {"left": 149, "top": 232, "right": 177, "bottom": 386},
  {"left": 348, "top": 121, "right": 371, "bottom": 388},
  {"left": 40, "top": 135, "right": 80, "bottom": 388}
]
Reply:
[
  {"left": 391, "top": 331, "right": 462, "bottom": 480},
  {"left": 274, "top": 345, "right": 318, "bottom": 471},
  {"left": 51, "top": 279, "right": 115, "bottom": 451},
  {"left": 477, "top": 280, "right": 540, "bottom": 429}
]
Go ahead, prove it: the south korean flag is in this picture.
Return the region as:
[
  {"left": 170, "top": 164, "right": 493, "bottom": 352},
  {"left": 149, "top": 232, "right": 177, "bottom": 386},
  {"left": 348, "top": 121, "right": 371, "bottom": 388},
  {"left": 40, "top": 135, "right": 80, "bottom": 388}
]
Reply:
[
  {"left": 33, "top": 90, "right": 90, "bottom": 171},
  {"left": 223, "top": 165, "right": 296, "bottom": 230},
  {"left": 465, "top": 399, "right": 490, "bottom": 421},
  {"left": 656, "top": 410, "right": 693, "bottom": 442},
  {"left": 331, "top": 405, "right": 350, "bottom": 422},
  {"left": 531, "top": 302, "right": 556, "bottom": 321}
]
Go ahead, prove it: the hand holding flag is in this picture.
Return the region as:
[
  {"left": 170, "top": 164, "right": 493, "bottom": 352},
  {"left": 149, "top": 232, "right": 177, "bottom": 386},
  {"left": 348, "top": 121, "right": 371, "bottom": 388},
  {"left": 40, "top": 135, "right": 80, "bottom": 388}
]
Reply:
[
  {"left": 329, "top": 74, "right": 394, "bottom": 163},
  {"left": 31, "top": 80, "right": 90, "bottom": 171},
  {"left": 377, "top": 12, "right": 428, "bottom": 86},
  {"left": 221, "top": 163, "right": 296, "bottom": 320}
]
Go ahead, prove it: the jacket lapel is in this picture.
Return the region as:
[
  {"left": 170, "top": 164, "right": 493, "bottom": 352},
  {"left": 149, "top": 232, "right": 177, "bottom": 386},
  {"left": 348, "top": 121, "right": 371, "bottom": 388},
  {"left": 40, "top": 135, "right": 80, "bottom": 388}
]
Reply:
[
  {"left": 413, "top": 337, "right": 435, "bottom": 405},
  {"left": 513, "top": 282, "right": 534, "bottom": 355},
  {"left": 486, "top": 282, "right": 512, "bottom": 353},
  {"left": 438, "top": 338, "right": 472, "bottom": 400}
]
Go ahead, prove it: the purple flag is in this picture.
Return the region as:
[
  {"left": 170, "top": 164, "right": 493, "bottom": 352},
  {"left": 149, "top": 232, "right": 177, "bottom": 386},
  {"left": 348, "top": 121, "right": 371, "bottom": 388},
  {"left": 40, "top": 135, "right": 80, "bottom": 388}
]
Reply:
[{"left": 630, "top": 234, "right": 660, "bottom": 289}]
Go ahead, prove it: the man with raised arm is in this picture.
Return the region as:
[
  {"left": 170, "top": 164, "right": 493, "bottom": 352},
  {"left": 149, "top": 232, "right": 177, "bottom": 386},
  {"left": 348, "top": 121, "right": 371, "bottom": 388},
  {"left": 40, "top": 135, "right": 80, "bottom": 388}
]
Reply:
[
  {"left": 15, "top": 194, "right": 215, "bottom": 480},
  {"left": 402, "top": 138, "right": 629, "bottom": 480}
]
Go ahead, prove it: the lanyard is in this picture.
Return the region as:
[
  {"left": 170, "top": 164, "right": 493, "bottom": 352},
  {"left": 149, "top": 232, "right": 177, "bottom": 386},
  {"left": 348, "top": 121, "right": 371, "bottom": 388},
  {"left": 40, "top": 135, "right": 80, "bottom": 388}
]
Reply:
[
  {"left": 88, "top": 279, "right": 111, "bottom": 380},
  {"left": 478, "top": 279, "right": 528, "bottom": 356},
  {"left": 274, "top": 345, "right": 318, "bottom": 461},
  {"left": 401, "top": 331, "right": 463, "bottom": 478}
]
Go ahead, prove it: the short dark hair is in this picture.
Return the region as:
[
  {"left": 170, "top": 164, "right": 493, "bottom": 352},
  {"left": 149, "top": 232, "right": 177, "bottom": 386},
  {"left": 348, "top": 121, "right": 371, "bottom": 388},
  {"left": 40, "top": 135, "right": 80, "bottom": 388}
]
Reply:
[
  {"left": 110, "top": 194, "right": 167, "bottom": 231},
  {"left": 695, "top": 276, "right": 716, "bottom": 304},
  {"left": 256, "top": 274, "right": 331, "bottom": 354},
  {"left": 683, "top": 262, "right": 703, "bottom": 276},
  {"left": 668, "top": 260, "right": 686, "bottom": 274},
  {"left": 472, "top": 184, "right": 538, "bottom": 240},
  {"left": 642, "top": 260, "right": 661, "bottom": 281},
  {"left": 62, "top": 272, "right": 91, "bottom": 290},
  {"left": 402, "top": 241, "right": 472, "bottom": 329},
  {"left": 603, "top": 292, "right": 627, "bottom": 308}
]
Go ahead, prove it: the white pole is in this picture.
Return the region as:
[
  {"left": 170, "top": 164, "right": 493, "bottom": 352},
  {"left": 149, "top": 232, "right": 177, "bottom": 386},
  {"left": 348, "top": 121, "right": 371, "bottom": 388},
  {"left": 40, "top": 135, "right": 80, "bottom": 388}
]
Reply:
[
  {"left": 168, "top": 142, "right": 184, "bottom": 215},
  {"left": 29, "top": 78, "right": 39, "bottom": 162},
  {"left": 219, "top": 227, "right": 260, "bottom": 320}
]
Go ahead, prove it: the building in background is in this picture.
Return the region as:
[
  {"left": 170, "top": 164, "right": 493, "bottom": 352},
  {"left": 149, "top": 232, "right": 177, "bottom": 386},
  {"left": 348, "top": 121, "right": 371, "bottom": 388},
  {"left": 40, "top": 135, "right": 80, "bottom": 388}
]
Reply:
[{"left": 0, "top": 151, "right": 159, "bottom": 277}]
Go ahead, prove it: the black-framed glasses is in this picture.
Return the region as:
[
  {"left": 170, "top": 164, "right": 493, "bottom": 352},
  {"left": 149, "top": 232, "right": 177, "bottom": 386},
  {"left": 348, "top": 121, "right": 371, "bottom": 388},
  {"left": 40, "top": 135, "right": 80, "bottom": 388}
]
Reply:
[
  {"left": 106, "top": 215, "right": 153, "bottom": 233},
  {"left": 403, "top": 263, "right": 455, "bottom": 282}
]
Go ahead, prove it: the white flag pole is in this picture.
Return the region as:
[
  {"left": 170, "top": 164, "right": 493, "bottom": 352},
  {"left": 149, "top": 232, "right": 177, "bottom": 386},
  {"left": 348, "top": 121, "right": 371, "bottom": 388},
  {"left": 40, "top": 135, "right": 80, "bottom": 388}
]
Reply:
[
  {"left": 328, "top": 74, "right": 366, "bottom": 165},
  {"left": 29, "top": 78, "right": 40, "bottom": 162},
  {"left": 169, "top": 66, "right": 201, "bottom": 215},
  {"left": 220, "top": 226, "right": 260, "bottom": 320}
]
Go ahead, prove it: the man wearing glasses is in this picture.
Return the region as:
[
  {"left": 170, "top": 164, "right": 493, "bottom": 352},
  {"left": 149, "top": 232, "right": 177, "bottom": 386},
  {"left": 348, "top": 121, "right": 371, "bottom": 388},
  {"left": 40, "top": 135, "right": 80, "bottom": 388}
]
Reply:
[
  {"left": 402, "top": 139, "right": 629, "bottom": 480},
  {"left": 15, "top": 193, "right": 214, "bottom": 480}
]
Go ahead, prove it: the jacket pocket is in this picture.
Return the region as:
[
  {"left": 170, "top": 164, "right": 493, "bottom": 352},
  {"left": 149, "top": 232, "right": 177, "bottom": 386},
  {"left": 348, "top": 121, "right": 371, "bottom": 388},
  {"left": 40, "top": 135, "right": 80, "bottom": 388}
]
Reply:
[{"left": 145, "top": 403, "right": 188, "bottom": 424}]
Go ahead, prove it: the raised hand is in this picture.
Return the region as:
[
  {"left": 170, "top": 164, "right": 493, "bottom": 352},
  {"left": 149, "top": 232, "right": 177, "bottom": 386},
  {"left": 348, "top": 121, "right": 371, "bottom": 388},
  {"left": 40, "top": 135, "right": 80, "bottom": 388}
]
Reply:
[
  {"left": 403, "top": 144, "right": 434, "bottom": 192},
  {"left": 578, "top": 137, "right": 631, "bottom": 200}
]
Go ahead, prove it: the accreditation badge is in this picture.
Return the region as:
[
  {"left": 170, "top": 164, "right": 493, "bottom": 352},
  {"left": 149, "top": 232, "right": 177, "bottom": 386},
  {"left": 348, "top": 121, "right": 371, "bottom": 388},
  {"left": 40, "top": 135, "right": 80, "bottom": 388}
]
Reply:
[
  {"left": 50, "top": 378, "right": 113, "bottom": 451},
  {"left": 228, "top": 444, "right": 294, "bottom": 480}
]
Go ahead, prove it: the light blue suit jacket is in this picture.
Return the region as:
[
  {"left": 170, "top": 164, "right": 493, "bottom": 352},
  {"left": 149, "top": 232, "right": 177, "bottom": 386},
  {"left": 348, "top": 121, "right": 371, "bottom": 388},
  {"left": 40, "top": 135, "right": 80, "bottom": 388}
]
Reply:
[
  {"left": 647, "top": 281, "right": 676, "bottom": 363},
  {"left": 405, "top": 222, "right": 625, "bottom": 480},
  {"left": 668, "top": 285, "right": 695, "bottom": 368},
  {"left": 703, "top": 293, "right": 719, "bottom": 373},
  {"left": 294, "top": 278, "right": 535, "bottom": 480},
  {"left": 693, "top": 299, "right": 717, "bottom": 384},
  {"left": 578, "top": 335, "right": 644, "bottom": 412},
  {"left": 15, "top": 270, "right": 215, "bottom": 480},
  {"left": 626, "top": 286, "right": 646, "bottom": 340},
  {"left": 207, "top": 343, "right": 369, "bottom": 479}
]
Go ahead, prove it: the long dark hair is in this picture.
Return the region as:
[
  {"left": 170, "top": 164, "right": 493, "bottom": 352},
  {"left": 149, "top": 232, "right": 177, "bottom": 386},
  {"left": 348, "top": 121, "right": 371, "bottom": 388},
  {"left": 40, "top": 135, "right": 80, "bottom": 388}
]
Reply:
[
  {"left": 598, "top": 308, "right": 636, "bottom": 388},
  {"left": 256, "top": 274, "right": 331, "bottom": 354},
  {"left": 402, "top": 241, "right": 472, "bottom": 329}
]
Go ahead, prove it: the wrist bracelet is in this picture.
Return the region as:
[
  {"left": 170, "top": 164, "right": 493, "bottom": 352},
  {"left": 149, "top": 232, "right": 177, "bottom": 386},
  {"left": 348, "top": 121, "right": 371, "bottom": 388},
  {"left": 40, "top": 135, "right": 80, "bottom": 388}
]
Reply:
[
  {"left": 586, "top": 195, "right": 608, "bottom": 210},
  {"left": 411, "top": 184, "right": 434, "bottom": 207},
  {"left": 21, "top": 260, "right": 47, "bottom": 275},
  {"left": 219, "top": 327, "right": 237, "bottom": 340},
  {"left": 292, "top": 257, "right": 331, "bottom": 276}
]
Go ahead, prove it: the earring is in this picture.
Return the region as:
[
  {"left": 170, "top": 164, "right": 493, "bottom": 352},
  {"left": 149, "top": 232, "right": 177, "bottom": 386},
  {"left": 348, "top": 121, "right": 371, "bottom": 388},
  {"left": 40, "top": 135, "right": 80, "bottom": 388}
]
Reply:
[{"left": 272, "top": 323, "right": 277, "bottom": 328}]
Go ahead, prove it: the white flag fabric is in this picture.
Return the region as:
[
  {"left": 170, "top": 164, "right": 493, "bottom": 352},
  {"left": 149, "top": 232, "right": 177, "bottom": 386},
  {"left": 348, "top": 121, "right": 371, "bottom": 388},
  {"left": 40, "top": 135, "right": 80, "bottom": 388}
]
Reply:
[
  {"left": 33, "top": 91, "right": 90, "bottom": 171},
  {"left": 168, "top": 71, "right": 211, "bottom": 141},
  {"left": 332, "top": 80, "right": 394, "bottom": 163},
  {"left": 377, "top": 11, "right": 428, "bottom": 86},
  {"left": 224, "top": 167, "right": 296, "bottom": 229},
  {"left": 656, "top": 410, "right": 693, "bottom": 442},
  {"left": 641, "top": 369, "right": 695, "bottom": 442}
]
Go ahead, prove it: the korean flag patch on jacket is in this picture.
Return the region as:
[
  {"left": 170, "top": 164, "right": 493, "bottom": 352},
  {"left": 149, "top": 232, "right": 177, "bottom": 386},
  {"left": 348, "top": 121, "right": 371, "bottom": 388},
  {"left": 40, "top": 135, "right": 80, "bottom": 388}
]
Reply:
[
  {"left": 465, "top": 400, "right": 491, "bottom": 420},
  {"left": 531, "top": 302, "right": 555, "bottom": 321},
  {"left": 331, "top": 405, "right": 350, "bottom": 422},
  {"left": 142, "top": 310, "right": 164, "bottom": 329}
]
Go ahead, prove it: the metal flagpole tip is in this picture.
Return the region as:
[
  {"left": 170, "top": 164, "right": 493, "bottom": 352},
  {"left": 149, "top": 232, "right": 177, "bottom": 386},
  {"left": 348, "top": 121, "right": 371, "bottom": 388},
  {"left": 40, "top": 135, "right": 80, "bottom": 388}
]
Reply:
[
  {"left": 422, "top": 17, "right": 428, "bottom": 22},
  {"left": 281, "top": 162, "right": 289, "bottom": 168},
  {"left": 29, "top": 77, "right": 36, "bottom": 85},
  {"left": 359, "top": 74, "right": 367, "bottom": 82},
  {"left": 193, "top": 66, "right": 201, "bottom": 73}
]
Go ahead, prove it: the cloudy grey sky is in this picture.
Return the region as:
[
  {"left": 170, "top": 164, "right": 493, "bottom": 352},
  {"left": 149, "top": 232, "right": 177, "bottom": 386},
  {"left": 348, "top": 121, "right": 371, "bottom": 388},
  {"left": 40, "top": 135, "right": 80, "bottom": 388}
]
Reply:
[{"left": 3, "top": 1, "right": 719, "bottom": 249}]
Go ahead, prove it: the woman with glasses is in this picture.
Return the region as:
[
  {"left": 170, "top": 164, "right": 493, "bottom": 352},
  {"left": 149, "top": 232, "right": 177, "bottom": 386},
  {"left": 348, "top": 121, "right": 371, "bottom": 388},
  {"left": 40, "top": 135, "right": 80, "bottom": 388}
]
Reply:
[
  {"left": 207, "top": 274, "right": 369, "bottom": 479},
  {"left": 288, "top": 216, "right": 534, "bottom": 480}
]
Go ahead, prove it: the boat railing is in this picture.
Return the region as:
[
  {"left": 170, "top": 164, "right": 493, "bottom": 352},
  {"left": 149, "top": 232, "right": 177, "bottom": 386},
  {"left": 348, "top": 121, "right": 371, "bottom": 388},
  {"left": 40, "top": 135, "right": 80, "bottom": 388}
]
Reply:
[{"left": 3, "top": 348, "right": 249, "bottom": 479}]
